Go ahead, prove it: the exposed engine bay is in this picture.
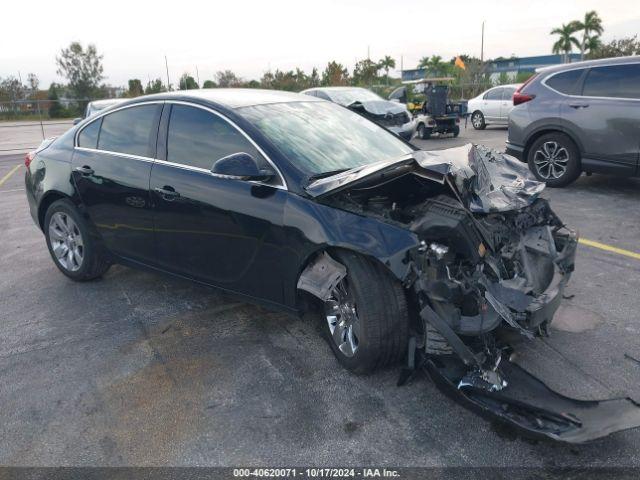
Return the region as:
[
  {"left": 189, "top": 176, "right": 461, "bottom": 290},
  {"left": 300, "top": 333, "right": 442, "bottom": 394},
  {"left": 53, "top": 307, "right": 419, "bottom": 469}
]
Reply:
[{"left": 300, "top": 144, "right": 640, "bottom": 443}]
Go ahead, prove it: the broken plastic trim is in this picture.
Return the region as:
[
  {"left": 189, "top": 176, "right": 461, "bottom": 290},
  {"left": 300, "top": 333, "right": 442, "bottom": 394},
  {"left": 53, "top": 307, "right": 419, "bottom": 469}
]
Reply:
[
  {"left": 425, "top": 357, "right": 640, "bottom": 443},
  {"left": 297, "top": 252, "right": 347, "bottom": 301}
]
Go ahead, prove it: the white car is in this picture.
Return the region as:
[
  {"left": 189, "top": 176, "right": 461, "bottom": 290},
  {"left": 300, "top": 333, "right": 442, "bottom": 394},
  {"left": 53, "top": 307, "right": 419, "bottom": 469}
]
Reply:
[
  {"left": 467, "top": 84, "right": 521, "bottom": 130},
  {"left": 73, "top": 99, "right": 127, "bottom": 125}
]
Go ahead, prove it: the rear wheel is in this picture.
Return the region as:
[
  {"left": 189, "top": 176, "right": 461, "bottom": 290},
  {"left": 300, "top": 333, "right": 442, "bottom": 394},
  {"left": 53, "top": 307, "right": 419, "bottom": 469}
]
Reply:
[
  {"left": 471, "top": 111, "right": 486, "bottom": 130},
  {"left": 527, "top": 132, "right": 581, "bottom": 187},
  {"left": 322, "top": 252, "right": 408, "bottom": 374},
  {"left": 44, "top": 199, "right": 111, "bottom": 281}
]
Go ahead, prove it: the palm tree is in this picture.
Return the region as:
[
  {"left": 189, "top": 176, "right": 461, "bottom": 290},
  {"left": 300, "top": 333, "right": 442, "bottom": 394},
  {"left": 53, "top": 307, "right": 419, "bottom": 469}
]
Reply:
[
  {"left": 576, "top": 10, "right": 604, "bottom": 60},
  {"left": 418, "top": 56, "right": 430, "bottom": 69},
  {"left": 551, "top": 23, "right": 580, "bottom": 63},
  {"left": 378, "top": 56, "right": 396, "bottom": 85}
]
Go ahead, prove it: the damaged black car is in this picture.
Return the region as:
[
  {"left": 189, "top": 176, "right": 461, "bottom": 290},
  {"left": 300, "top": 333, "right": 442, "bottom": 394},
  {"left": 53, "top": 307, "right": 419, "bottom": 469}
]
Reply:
[{"left": 25, "top": 89, "right": 640, "bottom": 444}]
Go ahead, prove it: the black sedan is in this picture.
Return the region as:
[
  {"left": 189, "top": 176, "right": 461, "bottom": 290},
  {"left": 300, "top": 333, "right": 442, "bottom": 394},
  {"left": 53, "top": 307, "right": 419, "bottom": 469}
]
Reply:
[{"left": 24, "top": 89, "right": 640, "bottom": 442}]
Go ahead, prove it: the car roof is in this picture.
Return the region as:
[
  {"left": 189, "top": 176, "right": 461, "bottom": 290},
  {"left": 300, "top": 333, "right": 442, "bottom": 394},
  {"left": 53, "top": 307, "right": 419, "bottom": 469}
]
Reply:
[
  {"left": 88, "top": 98, "right": 126, "bottom": 107},
  {"left": 486, "top": 84, "right": 521, "bottom": 90},
  {"left": 536, "top": 55, "right": 640, "bottom": 75},
  {"left": 142, "top": 88, "right": 321, "bottom": 109}
]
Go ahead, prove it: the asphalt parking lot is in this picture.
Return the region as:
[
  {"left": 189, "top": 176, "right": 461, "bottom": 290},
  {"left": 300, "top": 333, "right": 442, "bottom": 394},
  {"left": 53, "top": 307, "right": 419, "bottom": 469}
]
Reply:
[{"left": 1, "top": 122, "right": 640, "bottom": 467}]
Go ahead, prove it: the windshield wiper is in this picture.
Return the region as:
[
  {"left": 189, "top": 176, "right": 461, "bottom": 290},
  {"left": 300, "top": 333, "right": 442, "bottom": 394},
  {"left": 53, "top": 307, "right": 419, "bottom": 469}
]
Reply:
[{"left": 306, "top": 168, "right": 352, "bottom": 183}]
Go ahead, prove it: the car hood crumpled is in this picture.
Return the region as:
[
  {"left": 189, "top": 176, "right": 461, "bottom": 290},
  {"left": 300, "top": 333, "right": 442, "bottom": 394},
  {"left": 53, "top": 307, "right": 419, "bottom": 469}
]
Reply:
[
  {"left": 306, "top": 144, "right": 545, "bottom": 213},
  {"left": 347, "top": 99, "right": 408, "bottom": 116}
]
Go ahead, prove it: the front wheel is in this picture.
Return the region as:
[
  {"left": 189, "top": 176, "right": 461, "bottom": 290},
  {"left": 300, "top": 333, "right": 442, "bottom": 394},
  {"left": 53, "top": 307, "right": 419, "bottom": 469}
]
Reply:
[
  {"left": 417, "top": 123, "right": 432, "bottom": 140},
  {"left": 527, "top": 133, "right": 581, "bottom": 187},
  {"left": 322, "top": 252, "right": 408, "bottom": 374},
  {"left": 44, "top": 199, "right": 111, "bottom": 281},
  {"left": 452, "top": 125, "right": 460, "bottom": 137},
  {"left": 471, "top": 111, "right": 486, "bottom": 130}
]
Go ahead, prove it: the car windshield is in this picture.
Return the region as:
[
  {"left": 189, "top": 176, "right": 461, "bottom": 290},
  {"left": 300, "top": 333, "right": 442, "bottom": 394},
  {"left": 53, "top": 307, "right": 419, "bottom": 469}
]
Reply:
[
  {"left": 238, "top": 101, "right": 413, "bottom": 176},
  {"left": 326, "top": 88, "right": 382, "bottom": 105}
]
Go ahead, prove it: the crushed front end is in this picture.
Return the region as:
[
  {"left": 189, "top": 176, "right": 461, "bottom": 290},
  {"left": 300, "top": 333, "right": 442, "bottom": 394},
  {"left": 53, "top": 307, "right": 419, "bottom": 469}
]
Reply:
[
  {"left": 402, "top": 147, "right": 640, "bottom": 443},
  {"left": 308, "top": 144, "right": 640, "bottom": 442}
]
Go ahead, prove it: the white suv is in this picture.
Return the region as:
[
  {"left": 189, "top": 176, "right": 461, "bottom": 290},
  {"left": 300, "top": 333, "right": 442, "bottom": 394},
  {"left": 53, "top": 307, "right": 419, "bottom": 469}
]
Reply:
[{"left": 467, "top": 84, "right": 521, "bottom": 129}]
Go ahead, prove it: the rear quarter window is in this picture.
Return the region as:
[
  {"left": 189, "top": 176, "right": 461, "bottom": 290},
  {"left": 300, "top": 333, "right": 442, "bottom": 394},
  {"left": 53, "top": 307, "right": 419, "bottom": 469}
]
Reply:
[
  {"left": 77, "top": 118, "right": 101, "bottom": 149},
  {"left": 545, "top": 69, "right": 584, "bottom": 95}
]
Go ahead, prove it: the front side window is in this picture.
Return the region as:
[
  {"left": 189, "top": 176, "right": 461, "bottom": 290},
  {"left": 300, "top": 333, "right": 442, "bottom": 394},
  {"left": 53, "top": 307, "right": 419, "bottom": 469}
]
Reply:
[
  {"left": 582, "top": 64, "right": 640, "bottom": 99},
  {"left": 238, "top": 101, "right": 413, "bottom": 175},
  {"left": 166, "top": 104, "right": 264, "bottom": 171},
  {"left": 546, "top": 69, "right": 584, "bottom": 95},
  {"left": 78, "top": 118, "right": 101, "bottom": 148},
  {"left": 485, "top": 88, "right": 503, "bottom": 100},
  {"left": 98, "top": 105, "right": 158, "bottom": 157}
]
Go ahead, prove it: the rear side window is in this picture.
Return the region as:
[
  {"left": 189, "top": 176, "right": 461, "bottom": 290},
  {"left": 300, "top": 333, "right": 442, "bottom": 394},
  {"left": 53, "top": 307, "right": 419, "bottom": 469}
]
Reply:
[
  {"left": 98, "top": 105, "right": 158, "bottom": 157},
  {"left": 167, "top": 104, "right": 264, "bottom": 171},
  {"left": 315, "top": 90, "right": 332, "bottom": 101},
  {"left": 78, "top": 118, "right": 101, "bottom": 148},
  {"left": 484, "top": 88, "right": 502, "bottom": 100},
  {"left": 546, "top": 69, "right": 583, "bottom": 95},
  {"left": 502, "top": 87, "right": 516, "bottom": 100},
  {"left": 582, "top": 64, "right": 640, "bottom": 99}
]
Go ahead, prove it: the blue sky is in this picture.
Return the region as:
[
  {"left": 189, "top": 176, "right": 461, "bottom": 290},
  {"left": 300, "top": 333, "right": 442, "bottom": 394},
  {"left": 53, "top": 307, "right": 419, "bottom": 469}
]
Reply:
[{"left": 2, "top": 0, "right": 638, "bottom": 87}]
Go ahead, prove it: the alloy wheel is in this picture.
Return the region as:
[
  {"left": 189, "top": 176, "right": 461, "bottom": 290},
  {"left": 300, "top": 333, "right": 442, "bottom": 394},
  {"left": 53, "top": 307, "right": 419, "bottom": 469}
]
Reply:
[
  {"left": 49, "top": 212, "right": 84, "bottom": 272},
  {"left": 472, "top": 113, "right": 483, "bottom": 128},
  {"left": 324, "top": 279, "right": 360, "bottom": 357},
  {"left": 533, "top": 141, "right": 569, "bottom": 179}
]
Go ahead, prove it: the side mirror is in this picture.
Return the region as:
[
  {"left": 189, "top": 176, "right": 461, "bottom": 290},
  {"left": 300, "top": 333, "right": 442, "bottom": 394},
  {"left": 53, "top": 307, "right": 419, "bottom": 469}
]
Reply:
[
  {"left": 73, "top": 117, "right": 82, "bottom": 125},
  {"left": 212, "top": 152, "right": 275, "bottom": 182}
]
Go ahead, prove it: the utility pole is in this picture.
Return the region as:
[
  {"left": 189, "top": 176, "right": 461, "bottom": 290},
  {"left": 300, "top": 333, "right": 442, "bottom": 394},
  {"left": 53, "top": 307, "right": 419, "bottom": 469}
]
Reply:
[
  {"left": 480, "top": 21, "right": 485, "bottom": 63},
  {"left": 196, "top": 66, "right": 200, "bottom": 86},
  {"left": 367, "top": 45, "right": 370, "bottom": 61},
  {"left": 164, "top": 55, "right": 171, "bottom": 91}
]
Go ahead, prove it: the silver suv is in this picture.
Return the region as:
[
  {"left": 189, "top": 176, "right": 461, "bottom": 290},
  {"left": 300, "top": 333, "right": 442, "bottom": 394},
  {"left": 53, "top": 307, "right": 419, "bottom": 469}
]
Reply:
[{"left": 506, "top": 56, "right": 640, "bottom": 187}]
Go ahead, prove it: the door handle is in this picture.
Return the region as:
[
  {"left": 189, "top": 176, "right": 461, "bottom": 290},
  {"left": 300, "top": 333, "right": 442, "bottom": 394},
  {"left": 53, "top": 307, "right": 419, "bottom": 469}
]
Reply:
[
  {"left": 569, "top": 103, "right": 589, "bottom": 109},
  {"left": 154, "top": 186, "right": 180, "bottom": 201},
  {"left": 74, "top": 165, "right": 94, "bottom": 175}
]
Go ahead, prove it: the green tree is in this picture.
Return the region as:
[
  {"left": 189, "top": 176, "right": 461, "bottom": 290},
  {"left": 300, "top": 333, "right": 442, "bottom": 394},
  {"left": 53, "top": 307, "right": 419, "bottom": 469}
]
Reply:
[
  {"left": 202, "top": 80, "right": 217, "bottom": 88},
  {"left": 309, "top": 67, "right": 320, "bottom": 88},
  {"left": 215, "top": 70, "right": 242, "bottom": 87},
  {"left": 55, "top": 42, "right": 104, "bottom": 103},
  {"left": 417, "top": 55, "right": 450, "bottom": 76},
  {"left": 178, "top": 74, "right": 199, "bottom": 90},
  {"left": 587, "top": 35, "right": 640, "bottom": 59},
  {"left": 352, "top": 59, "right": 379, "bottom": 86},
  {"left": 126, "top": 79, "right": 144, "bottom": 97},
  {"left": 575, "top": 11, "right": 604, "bottom": 60},
  {"left": 495, "top": 72, "right": 510, "bottom": 86},
  {"left": 551, "top": 23, "right": 580, "bottom": 63},
  {"left": 144, "top": 78, "right": 166, "bottom": 94},
  {"left": 321, "top": 61, "right": 349, "bottom": 86},
  {"left": 378, "top": 55, "right": 396, "bottom": 85},
  {"left": 47, "top": 83, "right": 65, "bottom": 118}
]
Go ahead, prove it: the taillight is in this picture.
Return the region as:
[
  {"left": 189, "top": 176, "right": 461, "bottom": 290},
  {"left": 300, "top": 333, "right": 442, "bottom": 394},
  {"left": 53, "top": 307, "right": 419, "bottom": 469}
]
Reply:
[
  {"left": 513, "top": 74, "right": 539, "bottom": 106},
  {"left": 25, "top": 151, "right": 35, "bottom": 168}
]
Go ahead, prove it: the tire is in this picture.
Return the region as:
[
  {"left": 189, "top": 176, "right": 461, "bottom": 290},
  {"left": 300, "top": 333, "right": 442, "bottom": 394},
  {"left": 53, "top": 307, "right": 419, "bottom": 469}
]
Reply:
[
  {"left": 471, "top": 111, "right": 486, "bottom": 130},
  {"left": 417, "top": 123, "right": 432, "bottom": 140},
  {"left": 452, "top": 125, "right": 460, "bottom": 137},
  {"left": 44, "top": 199, "right": 111, "bottom": 281},
  {"left": 527, "top": 132, "right": 581, "bottom": 187},
  {"left": 322, "top": 251, "right": 409, "bottom": 374}
]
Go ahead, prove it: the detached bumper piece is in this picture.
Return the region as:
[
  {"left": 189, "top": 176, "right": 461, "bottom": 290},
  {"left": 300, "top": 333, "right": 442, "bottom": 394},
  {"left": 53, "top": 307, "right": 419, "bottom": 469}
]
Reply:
[{"left": 425, "top": 357, "right": 640, "bottom": 443}]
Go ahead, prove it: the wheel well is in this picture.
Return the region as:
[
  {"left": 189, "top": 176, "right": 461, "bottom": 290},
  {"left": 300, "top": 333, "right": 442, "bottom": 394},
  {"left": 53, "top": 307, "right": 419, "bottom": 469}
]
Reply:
[
  {"left": 37, "top": 192, "right": 67, "bottom": 230},
  {"left": 294, "top": 247, "right": 403, "bottom": 308},
  {"left": 523, "top": 129, "right": 581, "bottom": 162}
]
